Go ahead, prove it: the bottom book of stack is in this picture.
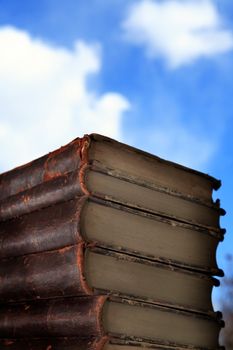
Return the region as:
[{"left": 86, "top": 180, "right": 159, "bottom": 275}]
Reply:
[{"left": 0, "top": 295, "right": 223, "bottom": 350}]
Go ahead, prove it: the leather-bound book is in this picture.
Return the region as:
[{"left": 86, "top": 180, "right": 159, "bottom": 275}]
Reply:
[
  {"left": 0, "top": 134, "right": 225, "bottom": 350},
  {"left": 0, "top": 243, "right": 219, "bottom": 313},
  {"left": 0, "top": 337, "right": 108, "bottom": 350},
  {"left": 0, "top": 134, "right": 224, "bottom": 229},
  {"left": 0, "top": 296, "right": 224, "bottom": 350}
]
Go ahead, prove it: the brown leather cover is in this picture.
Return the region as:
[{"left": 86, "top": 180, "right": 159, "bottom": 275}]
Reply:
[
  {"left": 0, "top": 170, "right": 85, "bottom": 221},
  {"left": 0, "top": 135, "right": 90, "bottom": 221},
  {"left": 0, "top": 296, "right": 106, "bottom": 338},
  {"left": 0, "top": 337, "right": 109, "bottom": 350},
  {"left": 0, "top": 197, "right": 86, "bottom": 259},
  {"left": 0, "top": 244, "right": 92, "bottom": 302},
  {"left": 0, "top": 136, "right": 87, "bottom": 201}
]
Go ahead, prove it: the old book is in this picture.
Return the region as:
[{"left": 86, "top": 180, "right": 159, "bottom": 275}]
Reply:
[
  {"left": 0, "top": 197, "right": 223, "bottom": 276},
  {"left": 0, "top": 337, "right": 108, "bottom": 350},
  {"left": 0, "top": 296, "right": 223, "bottom": 349},
  {"left": 0, "top": 134, "right": 224, "bottom": 350},
  {"left": 0, "top": 134, "right": 224, "bottom": 229},
  {"left": 0, "top": 244, "right": 218, "bottom": 313},
  {"left": 0, "top": 338, "right": 224, "bottom": 350}
]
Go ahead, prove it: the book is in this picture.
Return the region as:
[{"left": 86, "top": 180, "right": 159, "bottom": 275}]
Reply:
[
  {"left": 0, "top": 134, "right": 224, "bottom": 229},
  {"left": 0, "top": 196, "right": 223, "bottom": 276},
  {"left": 0, "top": 296, "right": 223, "bottom": 349},
  {"left": 0, "top": 196, "right": 224, "bottom": 276},
  {"left": 0, "top": 338, "right": 225, "bottom": 350},
  {"left": 0, "top": 243, "right": 218, "bottom": 313},
  {"left": 0, "top": 337, "right": 108, "bottom": 350}
]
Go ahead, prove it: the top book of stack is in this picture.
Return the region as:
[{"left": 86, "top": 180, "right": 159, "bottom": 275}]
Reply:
[{"left": 0, "top": 133, "right": 224, "bottom": 223}]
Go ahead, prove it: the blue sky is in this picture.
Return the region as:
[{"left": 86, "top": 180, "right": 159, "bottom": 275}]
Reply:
[{"left": 0, "top": 0, "right": 232, "bottom": 308}]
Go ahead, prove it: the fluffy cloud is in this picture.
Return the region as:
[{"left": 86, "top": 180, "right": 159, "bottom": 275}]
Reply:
[
  {"left": 0, "top": 26, "right": 130, "bottom": 172},
  {"left": 123, "top": 0, "right": 233, "bottom": 68}
]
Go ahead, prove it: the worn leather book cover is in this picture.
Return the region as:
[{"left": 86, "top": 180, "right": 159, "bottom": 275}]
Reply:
[{"left": 0, "top": 296, "right": 105, "bottom": 338}]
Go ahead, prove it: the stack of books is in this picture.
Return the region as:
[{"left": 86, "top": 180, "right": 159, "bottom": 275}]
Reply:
[{"left": 0, "top": 134, "right": 225, "bottom": 350}]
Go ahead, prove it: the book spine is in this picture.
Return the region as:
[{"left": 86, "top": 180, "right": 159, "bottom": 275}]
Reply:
[
  {"left": 0, "top": 136, "right": 90, "bottom": 201},
  {"left": 0, "top": 296, "right": 106, "bottom": 338},
  {"left": 0, "top": 337, "right": 109, "bottom": 350},
  {"left": 0, "top": 244, "right": 93, "bottom": 302},
  {"left": 0, "top": 170, "right": 86, "bottom": 221},
  {"left": 0, "top": 197, "right": 86, "bottom": 259}
]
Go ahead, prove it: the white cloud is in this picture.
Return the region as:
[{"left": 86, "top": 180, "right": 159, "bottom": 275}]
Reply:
[
  {"left": 0, "top": 26, "right": 130, "bottom": 172},
  {"left": 123, "top": 0, "right": 233, "bottom": 68}
]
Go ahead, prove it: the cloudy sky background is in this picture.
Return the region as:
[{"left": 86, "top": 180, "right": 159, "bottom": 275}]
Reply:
[{"left": 0, "top": 0, "right": 233, "bottom": 309}]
